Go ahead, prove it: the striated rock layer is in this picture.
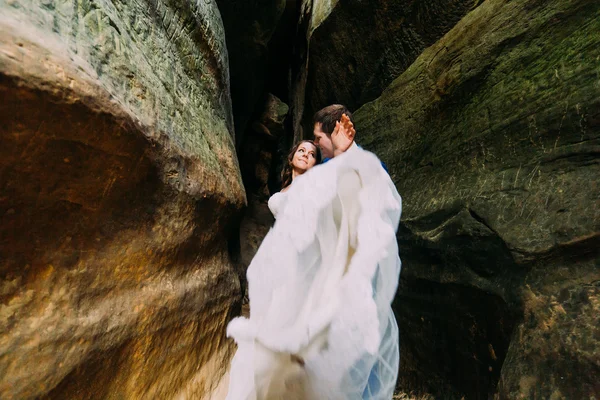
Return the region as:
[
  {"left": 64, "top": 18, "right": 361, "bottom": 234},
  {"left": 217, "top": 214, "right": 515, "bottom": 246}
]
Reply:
[
  {"left": 355, "top": 0, "right": 600, "bottom": 397},
  {"left": 0, "top": 1, "right": 245, "bottom": 399}
]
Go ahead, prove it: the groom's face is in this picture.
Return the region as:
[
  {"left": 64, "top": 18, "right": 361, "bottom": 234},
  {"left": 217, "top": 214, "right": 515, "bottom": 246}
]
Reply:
[{"left": 313, "top": 123, "right": 334, "bottom": 159}]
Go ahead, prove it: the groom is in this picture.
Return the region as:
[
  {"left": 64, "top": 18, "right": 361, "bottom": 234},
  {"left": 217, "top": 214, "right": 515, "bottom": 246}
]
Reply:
[
  {"left": 313, "top": 104, "right": 398, "bottom": 398},
  {"left": 313, "top": 104, "right": 388, "bottom": 172},
  {"left": 312, "top": 104, "right": 357, "bottom": 160}
]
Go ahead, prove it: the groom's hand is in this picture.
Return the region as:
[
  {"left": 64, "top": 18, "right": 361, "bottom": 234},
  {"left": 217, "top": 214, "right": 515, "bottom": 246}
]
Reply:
[{"left": 332, "top": 113, "right": 355, "bottom": 157}]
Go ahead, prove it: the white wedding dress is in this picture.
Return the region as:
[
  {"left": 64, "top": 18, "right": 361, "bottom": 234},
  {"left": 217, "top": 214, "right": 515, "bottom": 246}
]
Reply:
[{"left": 226, "top": 144, "right": 402, "bottom": 399}]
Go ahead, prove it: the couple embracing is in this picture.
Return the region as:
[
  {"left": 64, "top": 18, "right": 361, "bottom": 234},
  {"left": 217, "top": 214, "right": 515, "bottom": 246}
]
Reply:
[{"left": 226, "top": 105, "right": 402, "bottom": 400}]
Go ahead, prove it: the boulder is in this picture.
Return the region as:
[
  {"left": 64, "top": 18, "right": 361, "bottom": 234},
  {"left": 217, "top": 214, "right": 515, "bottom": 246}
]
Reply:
[
  {"left": 354, "top": 0, "right": 600, "bottom": 397},
  {"left": 0, "top": 1, "right": 245, "bottom": 398}
]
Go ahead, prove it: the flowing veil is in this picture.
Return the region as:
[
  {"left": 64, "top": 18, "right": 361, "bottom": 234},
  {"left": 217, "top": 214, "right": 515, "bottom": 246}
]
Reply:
[{"left": 226, "top": 144, "right": 402, "bottom": 399}]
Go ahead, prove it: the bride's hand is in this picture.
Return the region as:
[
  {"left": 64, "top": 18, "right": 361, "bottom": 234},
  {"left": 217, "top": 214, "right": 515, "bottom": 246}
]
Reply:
[{"left": 332, "top": 113, "right": 355, "bottom": 156}]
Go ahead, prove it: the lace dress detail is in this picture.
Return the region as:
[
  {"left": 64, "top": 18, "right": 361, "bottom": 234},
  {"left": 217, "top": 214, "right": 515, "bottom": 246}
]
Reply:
[{"left": 226, "top": 145, "right": 402, "bottom": 400}]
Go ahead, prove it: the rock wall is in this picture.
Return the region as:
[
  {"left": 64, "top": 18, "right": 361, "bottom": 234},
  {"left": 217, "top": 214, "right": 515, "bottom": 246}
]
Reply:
[
  {"left": 291, "top": 0, "right": 480, "bottom": 140},
  {"left": 0, "top": 1, "right": 245, "bottom": 399},
  {"left": 353, "top": 0, "right": 599, "bottom": 397}
]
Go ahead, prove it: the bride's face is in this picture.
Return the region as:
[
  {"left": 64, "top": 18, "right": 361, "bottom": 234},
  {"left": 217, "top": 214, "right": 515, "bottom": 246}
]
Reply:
[{"left": 292, "top": 142, "right": 318, "bottom": 172}]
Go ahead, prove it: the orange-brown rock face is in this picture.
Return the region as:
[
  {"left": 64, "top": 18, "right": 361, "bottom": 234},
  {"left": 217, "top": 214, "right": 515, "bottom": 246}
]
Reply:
[{"left": 0, "top": 1, "right": 245, "bottom": 399}]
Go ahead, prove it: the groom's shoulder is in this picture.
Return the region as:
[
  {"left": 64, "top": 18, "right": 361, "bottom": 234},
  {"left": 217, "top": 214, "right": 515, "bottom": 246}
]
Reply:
[
  {"left": 322, "top": 144, "right": 389, "bottom": 174},
  {"left": 356, "top": 144, "right": 389, "bottom": 173}
]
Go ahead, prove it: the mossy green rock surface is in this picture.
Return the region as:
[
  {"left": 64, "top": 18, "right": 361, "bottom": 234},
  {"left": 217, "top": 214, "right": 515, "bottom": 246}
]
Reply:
[{"left": 355, "top": 0, "right": 599, "bottom": 397}]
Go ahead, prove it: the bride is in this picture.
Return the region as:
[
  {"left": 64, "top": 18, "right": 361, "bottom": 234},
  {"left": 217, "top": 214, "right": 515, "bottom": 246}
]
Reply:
[
  {"left": 269, "top": 139, "right": 322, "bottom": 214},
  {"left": 226, "top": 121, "right": 402, "bottom": 399}
]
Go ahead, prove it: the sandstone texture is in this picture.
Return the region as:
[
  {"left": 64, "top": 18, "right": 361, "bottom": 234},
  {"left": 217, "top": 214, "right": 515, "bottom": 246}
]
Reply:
[
  {"left": 354, "top": 0, "right": 599, "bottom": 397},
  {"left": 0, "top": 1, "right": 245, "bottom": 399}
]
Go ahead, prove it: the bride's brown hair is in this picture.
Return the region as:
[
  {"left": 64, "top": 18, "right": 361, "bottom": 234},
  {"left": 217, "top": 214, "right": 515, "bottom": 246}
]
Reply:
[{"left": 281, "top": 140, "right": 322, "bottom": 190}]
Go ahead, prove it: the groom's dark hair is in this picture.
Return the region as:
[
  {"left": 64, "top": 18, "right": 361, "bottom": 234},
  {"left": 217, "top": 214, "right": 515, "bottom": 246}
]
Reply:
[{"left": 313, "top": 104, "right": 354, "bottom": 135}]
